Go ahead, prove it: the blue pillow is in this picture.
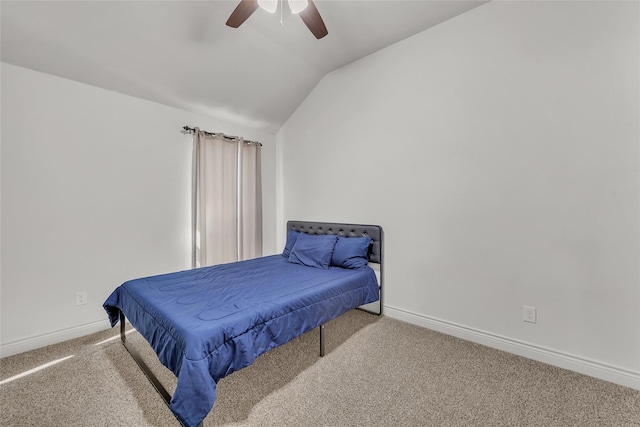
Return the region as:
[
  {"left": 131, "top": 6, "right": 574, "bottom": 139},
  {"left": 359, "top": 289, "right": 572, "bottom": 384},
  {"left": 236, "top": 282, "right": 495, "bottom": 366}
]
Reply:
[
  {"left": 331, "top": 236, "right": 371, "bottom": 269},
  {"left": 282, "top": 230, "right": 300, "bottom": 257},
  {"left": 288, "top": 233, "right": 338, "bottom": 269}
]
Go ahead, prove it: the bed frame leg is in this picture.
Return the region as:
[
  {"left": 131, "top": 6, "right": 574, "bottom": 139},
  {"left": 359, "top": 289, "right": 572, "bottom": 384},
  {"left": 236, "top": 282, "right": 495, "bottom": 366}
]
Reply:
[
  {"left": 120, "top": 311, "right": 126, "bottom": 342},
  {"left": 118, "top": 310, "right": 178, "bottom": 421},
  {"left": 319, "top": 324, "right": 325, "bottom": 357}
]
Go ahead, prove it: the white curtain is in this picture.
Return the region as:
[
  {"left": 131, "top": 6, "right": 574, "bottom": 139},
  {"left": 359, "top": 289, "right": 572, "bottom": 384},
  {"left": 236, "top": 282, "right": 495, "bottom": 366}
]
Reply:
[{"left": 192, "top": 129, "right": 262, "bottom": 268}]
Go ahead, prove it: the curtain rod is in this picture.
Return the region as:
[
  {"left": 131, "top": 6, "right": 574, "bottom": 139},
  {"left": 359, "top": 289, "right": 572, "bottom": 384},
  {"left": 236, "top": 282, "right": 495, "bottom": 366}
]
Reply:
[{"left": 182, "top": 126, "right": 261, "bottom": 146}]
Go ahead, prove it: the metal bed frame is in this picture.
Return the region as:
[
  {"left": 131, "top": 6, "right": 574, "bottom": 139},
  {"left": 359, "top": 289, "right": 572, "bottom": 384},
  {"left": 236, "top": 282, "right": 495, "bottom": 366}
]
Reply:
[
  {"left": 118, "top": 220, "right": 383, "bottom": 426},
  {"left": 119, "top": 310, "right": 326, "bottom": 427}
]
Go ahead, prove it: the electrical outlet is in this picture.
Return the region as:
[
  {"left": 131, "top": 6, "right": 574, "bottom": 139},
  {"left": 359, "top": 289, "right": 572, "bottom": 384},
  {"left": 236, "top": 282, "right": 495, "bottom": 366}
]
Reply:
[
  {"left": 523, "top": 306, "right": 536, "bottom": 323},
  {"left": 76, "top": 291, "right": 87, "bottom": 306}
]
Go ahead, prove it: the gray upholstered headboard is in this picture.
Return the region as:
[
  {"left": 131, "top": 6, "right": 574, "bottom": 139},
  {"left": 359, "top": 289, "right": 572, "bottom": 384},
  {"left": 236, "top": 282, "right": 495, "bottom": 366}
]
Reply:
[
  {"left": 286, "top": 220, "right": 383, "bottom": 315},
  {"left": 287, "top": 220, "right": 383, "bottom": 264}
]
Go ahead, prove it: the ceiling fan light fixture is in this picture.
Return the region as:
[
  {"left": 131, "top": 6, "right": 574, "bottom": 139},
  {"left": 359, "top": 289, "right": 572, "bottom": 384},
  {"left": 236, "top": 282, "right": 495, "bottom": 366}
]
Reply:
[
  {"left": 227, "top": 0, "right": 326, "bottom": 39},
  {"left": 257, "top": 0, "right": 278, "bottom": 13},
  {"left": 288, "top": 0, "right": 308, "bottom": 14}
]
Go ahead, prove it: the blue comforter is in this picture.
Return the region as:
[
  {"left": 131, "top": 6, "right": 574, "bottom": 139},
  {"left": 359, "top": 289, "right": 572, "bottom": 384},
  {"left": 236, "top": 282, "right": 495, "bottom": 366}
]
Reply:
[{"left": 103, "top": 255, "right": 379, "bottom": 427}]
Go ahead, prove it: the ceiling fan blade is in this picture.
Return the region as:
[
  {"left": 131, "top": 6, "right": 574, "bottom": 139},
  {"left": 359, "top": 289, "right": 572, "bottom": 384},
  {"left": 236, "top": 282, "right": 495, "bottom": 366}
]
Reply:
[
  {"left": 299, "top": 0, "right": 328, "bottom": 39},
  {"left": 226, "top": 0, "right": 259, "bottom": 28}
]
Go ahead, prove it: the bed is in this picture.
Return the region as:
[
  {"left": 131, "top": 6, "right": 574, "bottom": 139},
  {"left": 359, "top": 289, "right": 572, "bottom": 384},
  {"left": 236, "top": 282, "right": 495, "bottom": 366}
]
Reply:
[{"left": 103, "top": 220, "right": 383, "bottom": 427}]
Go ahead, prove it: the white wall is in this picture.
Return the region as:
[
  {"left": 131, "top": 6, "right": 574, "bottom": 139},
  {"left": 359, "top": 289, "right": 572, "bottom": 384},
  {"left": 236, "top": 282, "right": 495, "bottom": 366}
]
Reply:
[
  {"left": 277, "top": 1, "right": 640, "bottom": 388},
  {"left": 0, "top": 63, "right": 277, "bottom": 356}
]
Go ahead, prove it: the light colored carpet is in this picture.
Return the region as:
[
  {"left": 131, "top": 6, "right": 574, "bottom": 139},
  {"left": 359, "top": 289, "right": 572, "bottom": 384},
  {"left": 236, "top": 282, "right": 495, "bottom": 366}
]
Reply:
[{"left": 1, "top": 310, "right": 639, "bottom": 426}]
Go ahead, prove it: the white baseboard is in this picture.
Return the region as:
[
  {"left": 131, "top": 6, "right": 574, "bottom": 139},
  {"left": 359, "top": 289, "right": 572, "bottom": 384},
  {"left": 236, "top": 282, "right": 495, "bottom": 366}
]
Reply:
[
  {"left": 384, "top": 305, "right": 640, "bottom": 391},
  {"left": 0, "top": 319, "right": 112, "bottom": 358}
]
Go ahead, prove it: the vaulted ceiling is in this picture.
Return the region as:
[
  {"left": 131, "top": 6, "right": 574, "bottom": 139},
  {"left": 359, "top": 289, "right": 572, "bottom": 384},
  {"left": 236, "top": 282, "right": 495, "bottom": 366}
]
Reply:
[{"left": 1, "top": 1, "right": 487, "bottom": 134}]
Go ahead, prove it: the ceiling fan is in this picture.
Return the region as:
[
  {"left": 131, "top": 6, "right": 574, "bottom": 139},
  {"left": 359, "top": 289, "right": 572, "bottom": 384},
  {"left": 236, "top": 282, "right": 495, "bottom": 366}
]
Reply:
[{"left": 226, "top": 0, "right": 328, "bottom": 39}]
